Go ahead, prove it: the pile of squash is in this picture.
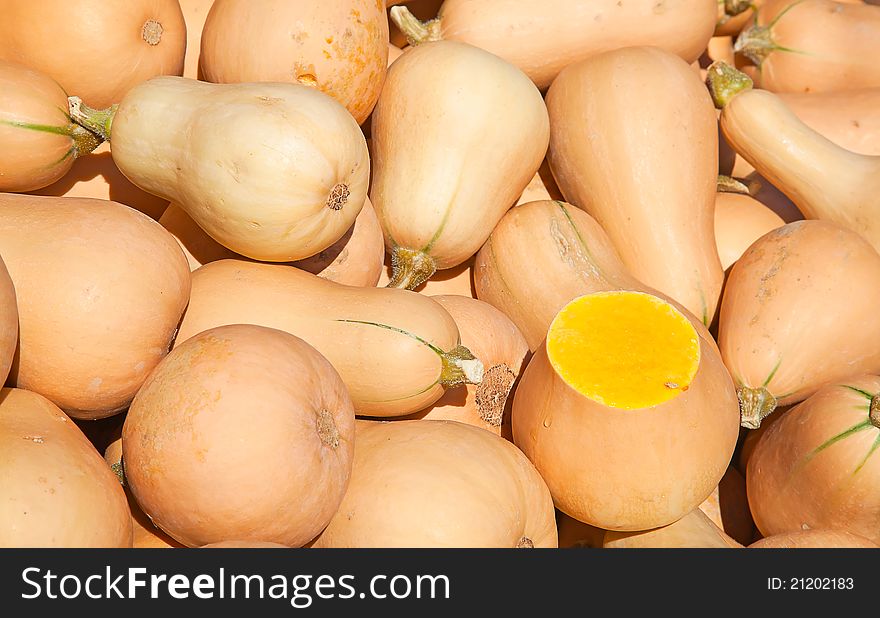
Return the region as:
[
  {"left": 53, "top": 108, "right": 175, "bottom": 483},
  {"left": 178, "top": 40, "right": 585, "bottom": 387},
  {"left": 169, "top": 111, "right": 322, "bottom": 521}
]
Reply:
[{"left": 1, "top": 0, "right": 879, "bottom": 550}]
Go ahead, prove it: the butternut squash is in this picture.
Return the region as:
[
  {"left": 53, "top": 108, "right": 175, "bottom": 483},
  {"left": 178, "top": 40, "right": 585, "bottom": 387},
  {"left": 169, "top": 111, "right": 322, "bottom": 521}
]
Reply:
[
  {"left": 0, "top": 193, "right": 191, "bottom": 420},
  {"left": 369, "top": 40, "right": 548, "bottom": 290},
  {"left": 398, "top": 295, "right": 529, "bottom": 435},
  {"left": 735, "top": 0, "right": 880, "bottom": 93},
  {"left": 123, "top": 324, "right": 356, "bottom": 548},
  {"left": 749, "top": 530, "right": 879, "bottom": 548},
  {"left": 0, "top": 254, "right": 16, "bottom": 387},
  {"left": 747, "top": 377, "right": 880, "bottom": 544},
  {"left": 718, "top": 220, "right": 880, "bottom": 429},
  {"left": 71, "top": 76, "right": 370, "bottom": 262},
  {"left": 174, "top": 259, "right": 482, "bottom": 417},
  {"left": 159, "top": 197, "right": 384, "bottom": 286},
  {"left": 200, "top": 0, "right": 389, "bottom": 124},
  {"left": 0, "top": 60, "right": 104, "bottom": 192},
  {"left": 311, "top": 419, "right": 558, "bottom": 547},
  {"left": 390, "top": 0, "right": 717, "bottom": 90},
  {"left": 714, "top": 191, "right": 786, "bottom": 270},
  {"left": 708, "top": 62, "right": 880, "bottom": 256},
  {"left": 604, "top": 508, "right": 743, "bottom": 548},
  {"left": 547, "top": 46, "right": 723, "bottom": 326},
  {"left": 512, "top": 291, "right": 740, "bottom": 531},
  {"left": 697, "top": 466, "right": 756, "bottom": 545},
  {"left": 0, "top": 0, "right": 186, "bottom": 109},
  {"left": 180, "top": 0, "right": 214, "bottom": 80},
  {"left": 0, "top": 388, "right": 132, "bottom": 547}
]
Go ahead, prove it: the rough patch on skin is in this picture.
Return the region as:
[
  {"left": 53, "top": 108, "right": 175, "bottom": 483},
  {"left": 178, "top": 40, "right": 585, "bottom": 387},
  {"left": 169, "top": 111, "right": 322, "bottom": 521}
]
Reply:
[
  {"left": 516, "top": 536, "right": 535, "bottom": 548},
  {"left": 317, "top": 409, "right": 340, "bottom": 448},
  {"left": 474, "top": 364, "right": 516, "bottom": 427},
  {"left": 326, "top": 184, "right": 350, "bottom": 210},
  {"left": 142, "top": 20, "right": 164, "bottom": 46}
]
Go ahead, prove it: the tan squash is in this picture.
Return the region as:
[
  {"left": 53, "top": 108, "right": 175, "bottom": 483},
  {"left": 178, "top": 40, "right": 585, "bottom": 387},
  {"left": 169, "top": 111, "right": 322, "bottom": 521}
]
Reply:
[
  {"left": 0, "top": 193, "right": 191, "bottom": 420},
  {"left": 0, "top": 60, "right": 103, "bottom": 192},
  {"left": 0, "top": 388, "right": 132, "bottom": 547},
  {"left": 0, "top": 0, "right": 186, "bottom": 109},
  {"left": 604, "top": 508, "right": 743, "bottom": 548},
  {"left": 200, "top": 0, "right": 388, "bottom": 124},
  {"left": 473, "top": 200, "right": 717, "bottom": 353},
  {"left": 512, "top": 291, "right": 740, "bottom": 531},
  {"left": 749, "top": 530, "right": 879, "bottom": 548},
  {"left": 181, "top": 0, "right": 214, "bottom": 79},
  {"left": 71, "top": 77, "right": 370, "bottom": 263},
  {"left": 735, "top": 0, "right": 880, "bottom": 93},
  {"left": 311, "top": 419, "right": 557, "bottom": 547},
  {"left": 0, "top": 254, "right": 16, "bottom": 387},
  {"left": 397, "top": 295, "right": 529, "bottom": 435},
  {"left": 556, "top": 512, "right": 606, "bottom": 548},
  {"left": 390, "top": 0, "right": 717, "bottom": 90},
  {"left": 714, "top": 191, "right": 786, "bottom": 270},
  {"left": 747, "top": 377, "right": 880, "bottom": 544},
  {"left": 718, "top": 220, "right": 880, "bottom": 430},
  {"left": 697, "top": 466, "right": 756, "bottom": 546},
  {"left": 547, "top": 46, "right": 723, "bottom": 326},
  {"left": 174, "top": 259, "right": 482, "bottom": 417},
  {"left": 369, "top": 40, "right": 548, "bottom": 290},
  {"left": 159, "top": 197, "right": 384, "bottom": 286},
  {"left": 123, "top": 324, "right": 356, "bottom": 548},
  {"left": 708, "top": 62, "right": 880, "bottom": 256}
]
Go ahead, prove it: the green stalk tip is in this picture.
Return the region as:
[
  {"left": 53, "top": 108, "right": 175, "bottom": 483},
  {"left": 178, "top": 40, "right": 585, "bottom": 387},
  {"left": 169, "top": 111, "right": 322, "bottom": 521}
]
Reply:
[
  {"left": 705, "top": 61, "right": 753, "bottom": 109},
  {"left": 387, "top": 246, "right": 437, "bottom": 291},
  {"left": 68, "top": 96, "right": 117, "bottom": 142},
  {"left": 738, "top": 385, "right": 777, "bottom": 430}
]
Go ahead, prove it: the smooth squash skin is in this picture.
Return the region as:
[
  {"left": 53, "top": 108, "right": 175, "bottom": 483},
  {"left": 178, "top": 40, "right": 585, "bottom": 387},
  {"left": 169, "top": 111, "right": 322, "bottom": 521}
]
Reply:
[
  {"left": 390, "top": 0, "right": 717, "bottom": 90},
  {"left": 311, "top": 420, "right": 558, "bottom": 548},
  {"left": 708, "top": 62, "right": 880, "bottom": 256},
  {"left": 0, "top": 388, "right": 132, "bottom": 548},
  {"left": 547, "top": 46, "right": 723, "bottom": 326},
  {"left": 736, "top": 0, "right": 880, "bottom": 93},
  {"left": 0, "top": 193, "right": 191, "bottom": 420},
  {"left": 0, "top": 255, "right": 17, "bottom": 387},
  {"left": 697, "top": 466, "right": 756, "bottom": 546},
  {"left": 714, "top": 192, "right": 785, "bottom": 270},
  {"left": 0, "top": 60, "right": 103, "bottom": 192},
  {"left": 747, "top": 377, "right": 880, "bottom": 544},
  {"left": 603, "top": 508, "right": 743, "bottom": 548},
  {"left": 200, "top": 0, "right": 389, "bottom": 125},
  {"left": 512, "top": 291, "right": 740, "bottom": 531},
  {"left": 174, "top": 259, "right": 483, "bottom": 417},
  {"left": 73, "top": 77, "right": 371, "bottom": 263},
  {"left": 397, "top": 295, "right": 529, "bottom": 435},
  {"left": 749, "top": 530, "right": 879, "bottom": 548},
  {"left": 369, "top": 40, "right": 549, "bottom": 290},
  {"left": 718, "top": 220, "right": 880, "bottom": 430},
  {"left": 159, "top": 197, "right": 385, "bottom": 287},
  {"left": 0, "top": 0, "right": 186, "bottom": 109},
  {"left": 181, "top": 0, "right": 215, "bottom": 80}
]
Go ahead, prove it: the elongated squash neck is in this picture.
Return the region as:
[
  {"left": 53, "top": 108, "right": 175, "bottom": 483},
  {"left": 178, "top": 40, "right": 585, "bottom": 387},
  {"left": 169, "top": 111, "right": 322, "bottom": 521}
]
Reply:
[
  {"left": 387, "top": 246, "right": 437, "bottom": 290},
  {"left": 389, "top": 6, "right": 442, "bottom": 46},
  {"left": 68, "top": 96, "right": 116, "bottom": 142},
  {"left": 738, "top": 386, "right": 777, "bottom": 430},
  {"left": 871, "top": 395, "right": 880, "bottom": 429}
]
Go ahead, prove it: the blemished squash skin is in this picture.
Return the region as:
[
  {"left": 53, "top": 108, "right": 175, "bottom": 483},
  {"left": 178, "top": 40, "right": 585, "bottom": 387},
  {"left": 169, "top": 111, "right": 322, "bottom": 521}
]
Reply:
[
  {"left": 0, "top": 193, "right": 191, "bottom": 420},
  {"left": 200, "top": 0, "right": 389, "bottom": 125},
  {"left": 159, "top": 197, "right": 385, "bottom": 287},
  {"left": 87, "top": 76, "right": 370, "bottom": 263},
  {"left": 547, "top": 46, "right": 723, "bottom": 327},
  {"left": 0, "top": 388, "right": 132, "bottom": 548},
  {"left": 0, "top": 0, "right": 186, "bottom": 110},
  {"left": 174, "top": 259, "right": 482, "bottom": 417},
  {"left": 709, "top": 64, "right": 880, "bottom": 258},
  {"left": 369, "top": 40, "right": 549, "bottom": 290},
  {"left": 736, "top": 0, "right": 880, "bottom": 94},
  {"left": 123, "top": 324, "right": 356, "bottom": 548},
  {"left": 397, "top": 295, "right": 529, "bottom": 435},
  {"left": 714, "top": 192, "right": 786, "bottom": 271},
  {"left": 512, "top": 291, "right": 740, "bottom": 532},
  {"left": 0, "top": 255, "right": 17, "bottom": 387},
  {"left": 718, "top": 220, "right": 880, "bottom": 430},
  {"left": 311, "top": 420, "right": 558, "bottom": 548},
  {"left": 0, "top": 60, "right": 103, "bottom": 192},
  {"left": 391, "top": 0, "right": 717, "bottom": 91},
  {"left": 749, "top": 530, "right": 880, "bottom": 548},
  {"left": 747, "top": 377, "right": 880, "bottom": 545},
  {"left": 603, "top": 508, "right": 743, "bottom": 548}
]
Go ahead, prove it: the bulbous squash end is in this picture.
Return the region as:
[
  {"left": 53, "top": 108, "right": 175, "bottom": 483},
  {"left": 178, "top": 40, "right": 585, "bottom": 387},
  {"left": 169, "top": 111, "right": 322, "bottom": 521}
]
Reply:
[
  {"left": 706, "top": 62, "right": 753, "bottom": 110},
  {"left": 387, "top": 247, "right": 437, "bottom": 290},
  {"left": 389, "top": 6, "right": 442, "bottom": 46},
  {"left": 738, "top": 386, "right": 777, "bottom": 430},
  {"left": 68, "top": 96, "right": 117, "bottom": 142}
]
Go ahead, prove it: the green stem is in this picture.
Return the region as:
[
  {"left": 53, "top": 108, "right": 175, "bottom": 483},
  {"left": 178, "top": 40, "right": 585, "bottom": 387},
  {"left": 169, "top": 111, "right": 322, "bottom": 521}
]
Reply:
[
  {"left": 717, "top": 175, "right": 751, "bottom": 194},
  {"left": 70, "top": 124, "right": 103, "bottom": 157},
  {"left": 738, "top": 385, "right": 777, "bottom": 429},
  {"left": 705, "top": 61, "right": 753, "bottom": 109},
  {"left": 440, "top": 345, "right": 484, "bottom": 387},
  {"left": 68, "top": 96, "right": 117, "bottom": 142},
  {"left": 387, "top": 246, "right": 437, "bottom": 290},
  {"left": 389, "top": 5, "right": 442, "bottom": 46}
]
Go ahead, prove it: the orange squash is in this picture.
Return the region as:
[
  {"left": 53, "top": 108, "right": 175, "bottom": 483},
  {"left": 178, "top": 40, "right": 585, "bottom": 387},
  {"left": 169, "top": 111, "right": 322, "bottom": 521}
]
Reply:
[
  {"left": 0, "top": 388, "right": 132, "bottom": 547},
  {"left": 512, "top": 291, "right": 740, "bottom": 531},
  {"left": 749, "top": 530, "right": 879, "bottom": 548},
  {"left": 200, "top": 0, "right": 389, "bottom": 124},
  {"left": 718, "top": 220, "right": 880, "bottom": 429},
  {"left": 547, "top": 46, "right": 723, "bottom": 326},
  {"left": 604, "top": 508, "right": 743, "bottom": 548},
  {"left": 747, "top": 377, "right": 880, "bottom": 544},
  {"left": 0, "top": 193, "right": 191, "bottom": 420},
  {"left": 390, "top": 0, "right": 717, "bottom": 90},
  {"left": 123, "top": 324, "right": 356, "bottom": 548},
  {"left": 714, "top": 191, "right": 786, "bottom": 270},
  {"left": 0, "top": 0, "right": 186, "bottom": 109}
]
